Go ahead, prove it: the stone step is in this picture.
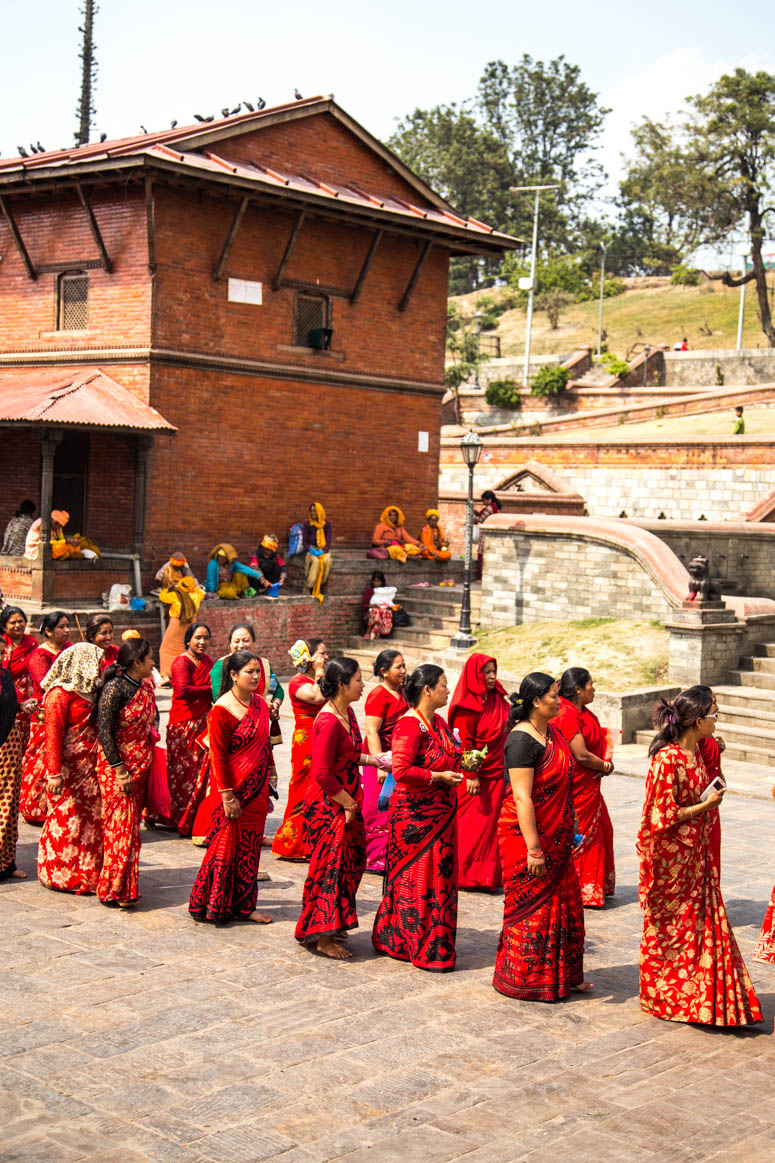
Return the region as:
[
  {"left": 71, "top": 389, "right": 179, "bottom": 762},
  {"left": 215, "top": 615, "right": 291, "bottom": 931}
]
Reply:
[
  {"left": 716, "top": 703, "right": 775, "bottom": 729},
  {"left": 634, "top": 730, "right": 775, "bottom": 768},
  {"left": 399, "top": 591, "right": 481, "bottom": 616},
  {"left": 714, "top": 720, "right": 775, "bottom": 749},
  {"left": 747, "top": 656, "right": 775, "bottom": 675},
  {"left": 728, "top": 670, "right": 775, "bottom": 691},
  {"left": 755, "top": 643, "right": 775, "bottom": 658},
  {"left": 395, "top": 612, "right": 467, "bottom": 633},
  {"left": 713, "top": 685, "right": 775, "bottom": 710}
]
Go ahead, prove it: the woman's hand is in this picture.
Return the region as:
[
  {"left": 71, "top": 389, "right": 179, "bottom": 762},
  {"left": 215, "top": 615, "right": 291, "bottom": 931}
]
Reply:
[
  {"left": 343, "top": 802, "right": 359, "bottom": 827},
  {"left": 527, "top": 849, "right": 546, "bottom": 877},
  {"left": 433, "top": 770, "right": 463, "bottom": 786},
  {"left": 222, "top": 793, "right": 241, "bottom": 820},
  {"left": 377, "top": 770, "right": 388, "bottom": 785},
  {"left": 466, "top": 776, "right": 481, "bottom": 796},
  {"left": 269, "top": 699, "right": 281, "bottom": 721},
  {"left": 22, "top": 699, "right": 38, "bottom": 714},
  {"left": 703, "top": 788, "right": 725, "bottom": 810},
  {"left": 717, "top": 736, "right": 726, "bottom": 754},
  {"left": 115, "top": 765, "right": 133, "bottom": 795},
  {"left": 600, "top": 760, "right": 614, "bottom": 777},
  {"left": 46, "top": 773, "right": 64, "bottom": 796}
]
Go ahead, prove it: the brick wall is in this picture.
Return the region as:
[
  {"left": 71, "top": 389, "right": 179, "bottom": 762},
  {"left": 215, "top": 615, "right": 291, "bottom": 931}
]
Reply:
[
  {"left": 197, "top": 593, "right": 361, "bottom": 666},
  {"left": 0, "top": 430, "right": 41, "bottom": 529}
]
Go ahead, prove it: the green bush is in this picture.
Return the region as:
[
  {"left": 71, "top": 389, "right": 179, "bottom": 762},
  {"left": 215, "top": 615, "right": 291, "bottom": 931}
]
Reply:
[
  {"left": 601, "top": 352, "right": 630, "bottom": 379},
  {"left": 530, "top": 365, "right": 570, "bottom": 398},
  {"left": 670, "top": 264, "right": 700, "bottom": 286},
  {"left": 485, "top": 379, "right": 522, "bottom": 410}
]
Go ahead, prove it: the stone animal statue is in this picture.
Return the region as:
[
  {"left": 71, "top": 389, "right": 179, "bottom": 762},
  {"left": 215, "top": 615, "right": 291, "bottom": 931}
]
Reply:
[{"left": 687, "top": 555, "right": 722, "bottom": 602}]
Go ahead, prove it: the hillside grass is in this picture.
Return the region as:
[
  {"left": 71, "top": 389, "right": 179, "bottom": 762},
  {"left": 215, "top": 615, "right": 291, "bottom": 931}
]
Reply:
[
  {"left": 473, "top": 618, "right": 669, "bottom": 691},
  {"left": 586, "top": 403, "right": 775, "bottom": 440},
  {"left": 455, "top": 276, "right": 775, "bottom": 358}
]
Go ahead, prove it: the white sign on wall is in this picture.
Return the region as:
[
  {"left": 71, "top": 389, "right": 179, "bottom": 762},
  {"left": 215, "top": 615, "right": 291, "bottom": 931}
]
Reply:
[
  {"left": 418, "top": 431, "right": 429, "bottom": 452},
  {"left": 227, "top": 279, "right": 263, "bottom": 305}
]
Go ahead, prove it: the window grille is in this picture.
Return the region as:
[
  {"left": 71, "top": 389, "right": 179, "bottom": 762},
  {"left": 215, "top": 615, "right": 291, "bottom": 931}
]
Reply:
[
  {"left": 293, "top": 292, "right": 328, "bottom": 346},
  {"left": 58, "top": 272, "right": 89, "bottom": 331}
]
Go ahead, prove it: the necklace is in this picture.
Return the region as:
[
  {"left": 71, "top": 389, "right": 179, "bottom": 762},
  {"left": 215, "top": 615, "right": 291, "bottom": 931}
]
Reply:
[
  {"left": 329, "top": 698, "right": 350, "bottom": 726},
  {"left": 232, "top": 690, "right": 251, "bottom": 708}
]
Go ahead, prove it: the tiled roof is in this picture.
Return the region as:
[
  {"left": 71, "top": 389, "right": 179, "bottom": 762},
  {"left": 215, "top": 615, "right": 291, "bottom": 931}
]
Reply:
[
  {"left": 0, "top": 369, "right": 176, "bottom": 432},
  {"left": 0, "top": 98, "right": 518, "bottom": 248}
]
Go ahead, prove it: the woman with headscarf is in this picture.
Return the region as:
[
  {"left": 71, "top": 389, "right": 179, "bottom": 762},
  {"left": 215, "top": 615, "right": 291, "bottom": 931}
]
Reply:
[
  {"left": 448, "top": 653, "right": 510, "bottom": 892},
  {"left": 158, "top": 561, "right": 205, "bottom": 681},
  {"left": 20, "top": 611, "right": 73, "bottom": 823},
  {"left": 303, "top": 503, "right": 333, "bottom": 602},
  {"left": 2, "top": 500, "right": 35, "bottom": 556},
  {"left": 272, "top": 639, "right": 328, "bottom": 860},
  {"left": 84, "top": 613, "right": 119, "bottom": 670},
  {"left": 0, "top": 636, "right": 36, "bottom": 881},
  {"left": 371, "top": 506, "right": 422, "bottom": 563},
  {"left": 255, "top": 534, "right": 286, "bottom": 598},
  {"left": 0, "top": 606, "right": 37, "bottom": 749},
  {"left": 149, "top": 623, "right": 213, "bottom": 834},
  {"left": 94, "top": 637, "right": 158, "bottom": 907},
  {"left": 37, "top": 643, "right": 103, "bottom": 894},
  {"left": 419, "top": 510, "right": 452, "bottom": 562},
  {"left": 554, "top": 667, "right": 615, "bottom": 908},
  {"left": 205, "top": 543, "right": 266, "bottom": 601}
]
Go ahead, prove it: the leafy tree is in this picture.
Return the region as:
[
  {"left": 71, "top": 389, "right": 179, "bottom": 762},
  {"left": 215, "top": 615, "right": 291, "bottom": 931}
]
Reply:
[
  {"left": 445, "top": 318, "right": 489, "bottom": 422},
  {"left": 76, "top": 0, "right": 98, "bottom": 146},
  {"left": 536, "top": 289, "right": 573, "bottom": 329}
]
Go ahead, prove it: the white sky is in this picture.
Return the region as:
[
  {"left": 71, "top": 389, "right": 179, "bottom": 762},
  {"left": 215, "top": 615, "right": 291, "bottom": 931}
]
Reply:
[{"left": 1, "top": 0, "right": 773, "bottom": 260}]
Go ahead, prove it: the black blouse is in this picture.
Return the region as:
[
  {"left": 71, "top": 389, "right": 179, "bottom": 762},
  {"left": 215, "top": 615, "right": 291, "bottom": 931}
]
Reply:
[
  {"left": 97, "top": 674, "right": 147, "bottom": 768},
  {"left": 503, "top": 729, "right": 546, "bottom": 783}
]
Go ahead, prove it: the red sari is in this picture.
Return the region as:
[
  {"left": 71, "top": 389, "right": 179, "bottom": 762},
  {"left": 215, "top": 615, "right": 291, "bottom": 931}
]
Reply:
[
  {"left": 553, "top": 697, "right": 615, "bottom": 907},
  {"left": 697, "top": 735, "right": 722, "bottom": 876},
  {"left": 637, "top": 744, "right": 761, "bottom": 1025},
  {"left": 189, "top": 695, "right": 273, "bottom": 923},
  {"left": 96, "top": 677, "right": 156, "bottom": 905},
  {"left": 361, "top": 684, "right": 407, "bottom": 873},
  {"left": 295, "top": 708, "right": 367, "bottom": 943},
  {"left": 448, "top": 654, "right": 509, "bottom": 891},
  {"left": 20, "top": 642, "right": 72, "bottom": 823},
  {"left": 2, "top": 632, "right": 36, "bottom": 749},
  {"left": 754, "top": 887, "right": 775, "bottom": 965},
  {"left": 37, "top": 689, "right": 102, "bottom": 894},
  {"left": 151, "top": 652, "right": 213, "bottom": 834},
  {"left": 493, "top": 725, "right": 585, "bottom": 1001},
  {"left": 372, "top": 712, "right": 463, "bottom": 972},
  {"left": 272, "top": 674, "right": 321, "bottom": 860}
]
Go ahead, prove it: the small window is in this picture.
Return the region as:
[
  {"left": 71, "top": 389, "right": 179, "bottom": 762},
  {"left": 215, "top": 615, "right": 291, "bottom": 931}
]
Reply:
[
  {"left": 293, "top": 292, "right": 329, "bottom": 347},
  {"left": 57, "top": 272, "right": 89, "bottom": 331}
]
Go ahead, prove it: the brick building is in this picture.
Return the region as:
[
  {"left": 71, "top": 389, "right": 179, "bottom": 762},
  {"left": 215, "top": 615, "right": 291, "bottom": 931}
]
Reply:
[{"left": 0, "top": 96, "right": 518, "bottom": 602}]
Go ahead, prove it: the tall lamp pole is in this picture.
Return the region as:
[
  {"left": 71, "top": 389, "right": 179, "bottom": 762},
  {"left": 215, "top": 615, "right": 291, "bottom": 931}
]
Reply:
[
  {"left": 736, "top": 243, "right": 749, "bottom": 352},
  {"left": 473, "top": 310, "right": 483, "bottom": 388},
  {"left": 597, "top": 240, "right": 607, "bottom": 357},
  {"left": 450, "top": 430, "right": 483, "bottom": 651},
  {"left": 510, "top": 184, "right": 561, "bottom": 387}
]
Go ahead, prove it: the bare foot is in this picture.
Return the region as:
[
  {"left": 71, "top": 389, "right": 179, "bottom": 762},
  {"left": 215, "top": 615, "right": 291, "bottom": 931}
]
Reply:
[
  {"left": 316, "top": 936, "right": 352, "bottom": 959},
  {"left": 571, "top": 981, "right": 594, "bottom": 993},
  {"left": 245, "top": 910, "right": 273, "bottom": 924},
  {"left": 10, "top": 869, "right": 27, "bottom": 879}
]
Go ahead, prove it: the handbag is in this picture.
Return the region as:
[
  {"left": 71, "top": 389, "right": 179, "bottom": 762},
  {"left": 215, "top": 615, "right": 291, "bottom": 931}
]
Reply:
[
  {"left": 366, "top": 547, "right": 388, "bottom": 560},
  {"left": 145, "top": 744, "right": 171, "bottom": 817},
  {"left": 392, "top": 606, "right": 411, "bottom": 627}
]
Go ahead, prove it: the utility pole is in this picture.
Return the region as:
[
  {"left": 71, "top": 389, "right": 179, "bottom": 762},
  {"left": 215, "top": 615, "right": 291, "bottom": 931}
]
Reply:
[
  {"left": 510, "top": 184, "right": 561, "bottom": 387},
  {"left": 76, "top": 0, "right": 98, "bottom": 147},
  {"left": 597, "top": 241, "right": 607, "bottom": 357}
]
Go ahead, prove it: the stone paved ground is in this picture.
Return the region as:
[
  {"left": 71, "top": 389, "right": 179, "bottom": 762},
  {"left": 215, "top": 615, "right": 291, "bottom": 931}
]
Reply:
[{"left": 2, "top": 699, "right": 774, "bottom": 1163}]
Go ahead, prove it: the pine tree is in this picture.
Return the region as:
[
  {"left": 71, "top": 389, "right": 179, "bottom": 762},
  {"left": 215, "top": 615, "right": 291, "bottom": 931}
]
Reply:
[{"left": 75, "top": 0, "right": 98, "bottom": 147}]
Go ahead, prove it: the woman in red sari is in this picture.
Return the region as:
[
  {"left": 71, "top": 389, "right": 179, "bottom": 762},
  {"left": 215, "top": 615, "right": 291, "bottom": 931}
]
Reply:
[
  {"left": 687, "top": 686, "right": 725, "bottom": 878},
  {"left": 0, "top": 606, "right": 37, "bottom": 750},
  {"left": 85, "top": 614, "right": 119, "bottom": 670},
  {"left": 0, "top": 638, "right": 36, "bottom": 881},
  {"left": 190, "top": 650, "right": 277, "bottom": 924},
  {"left": 554, "top": 667, "right": 615, "bottom": 908},
  {"left": 362, "top": 649, "right": 407, "bottom": 873},
  {"left": 37, "top": 643, "right": 103, "bottom": 894},
  {"left": 95, "top": 637, "right": 157, "bottom": 907},
  {"left": 754, "top": 883, "right": 775, "bottom": 965},
  {"left": 272, "top": 638, "right": 327, "bottom": 860},
  {"left": 20, "top": 610, "right": 72, "bottom": 823},
  {"left": 637, "top": 689, "right": 761, "bottom": 1026},
  {"left": 149, "top": 623, "right": 212, "bottom": 833},
  {"left": 448, "top": 653, "right": 509, "bottom": 892},
  {"left": 493, "top": 672, "right": 589, "bottom": 1001},
  {"left": 372, "top": 664, "right": 465, "bottom": 972},
  {"left": 295, "top": 657, "right": 375, "bottom": 960}
]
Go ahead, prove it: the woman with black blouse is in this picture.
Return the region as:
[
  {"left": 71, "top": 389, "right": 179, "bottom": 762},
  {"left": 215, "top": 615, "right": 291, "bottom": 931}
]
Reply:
[
  {"left": 493, "top": 672, "right": 590, "bottom": 1001},
  {"left": 94, "top": 638, "right": 158, "bottom": 908}
]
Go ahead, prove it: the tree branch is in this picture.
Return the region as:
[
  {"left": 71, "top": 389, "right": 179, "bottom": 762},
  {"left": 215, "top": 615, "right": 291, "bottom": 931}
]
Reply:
[{"left": 699, "top": 268, "right": 757, "bottom": 288}]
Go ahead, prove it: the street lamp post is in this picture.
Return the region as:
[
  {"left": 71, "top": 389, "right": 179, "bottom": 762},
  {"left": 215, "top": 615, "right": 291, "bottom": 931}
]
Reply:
[
  {"left": 450, "top": 430, "right": 483, "bottom": 651},
  {"left": 597, "top": 241, "right": 607, "bottom": 358},
  {"left": 643, "top": 344, "right": 651, "bottom": 387},
  {"left": 510, "top": 184, "right": 561, "bottom": 388},
  {"left": 736, "top": 243, "right": 750, "bottom": 352}
]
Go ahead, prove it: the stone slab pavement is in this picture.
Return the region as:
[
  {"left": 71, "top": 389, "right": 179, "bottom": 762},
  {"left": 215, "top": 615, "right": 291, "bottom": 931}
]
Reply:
[{"left": 2, "top": 696, "right": 775, "bottom": 1163}]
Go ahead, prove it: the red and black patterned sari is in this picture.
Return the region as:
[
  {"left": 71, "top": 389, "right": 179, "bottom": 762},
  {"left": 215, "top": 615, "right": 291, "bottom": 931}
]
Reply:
[
  {"left": 189, "top": 694, "right": 272, "bottom": 923},
  {"left": 493, "top": 725, "right": 585, "bottom": 1000},
  {"left": 371, "top": 711, "right": 463, "bottom": 972},
  {"left": 294, "top": 708, "right": 367, "bottom": 943}
]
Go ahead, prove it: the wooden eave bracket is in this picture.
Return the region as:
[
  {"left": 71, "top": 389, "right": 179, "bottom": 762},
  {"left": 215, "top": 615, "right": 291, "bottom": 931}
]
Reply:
[
  {"left": 213, "top": 196, "right": 249, "bottom": 281},
  {"left": 349, "top": 229, "right": 383, "bottom": 304},
  {"left": 76, "top": 184, "right": 113, "bottom": 273},
  {"left": 398, "top": 240, "right": 432, "bottom": 312},
  {"left": 272, "top": 209, "right": 306, "bottom": 291},
  {"left": 0, "top": 194, "right": 37, "bottom": 279}
]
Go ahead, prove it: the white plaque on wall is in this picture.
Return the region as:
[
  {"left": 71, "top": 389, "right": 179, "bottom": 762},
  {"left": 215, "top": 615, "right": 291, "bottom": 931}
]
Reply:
[
  {"left": 228, "top": 279, "right": 263, "bottom": 305},
  {"left": 418, "top": 431, "right": 429, "bottom": 452}
]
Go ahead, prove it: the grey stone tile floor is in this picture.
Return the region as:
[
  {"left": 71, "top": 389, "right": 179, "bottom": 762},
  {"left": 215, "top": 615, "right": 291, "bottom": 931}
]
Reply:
[{"left": 2, "top": 696, "right": 774, "bottom": 1161}]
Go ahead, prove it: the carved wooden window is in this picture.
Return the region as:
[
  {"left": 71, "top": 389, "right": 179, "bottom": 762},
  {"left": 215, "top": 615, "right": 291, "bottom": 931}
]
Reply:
[
  {"left": 57, "top": 271, "right": 89, "bottom": 330},
  {"left": 293, "top": 292, "right": 328, "bottom": 347}
]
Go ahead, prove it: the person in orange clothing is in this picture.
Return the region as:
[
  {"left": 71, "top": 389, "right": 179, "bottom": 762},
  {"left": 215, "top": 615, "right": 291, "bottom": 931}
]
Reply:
[
  {"left": 371, "top": 506, "right": 421, "bottom": 563},
  {"left": 419, "top": 509, "right": 452, "bottom": 561}
]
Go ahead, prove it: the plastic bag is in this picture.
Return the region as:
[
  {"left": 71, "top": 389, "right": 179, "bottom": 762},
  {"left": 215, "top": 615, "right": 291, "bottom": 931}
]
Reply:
[{"left": 108, "top": 583, "right": 132, "bottom": 611}]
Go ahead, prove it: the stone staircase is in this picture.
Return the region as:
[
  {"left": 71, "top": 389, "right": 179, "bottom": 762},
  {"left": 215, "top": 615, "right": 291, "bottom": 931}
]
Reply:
[
  {"left": 636, "top": 640, "right": 775, "bottom": 767},
  {"left": 344, "top": 582, "right": 482, "bottom": 675}
]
